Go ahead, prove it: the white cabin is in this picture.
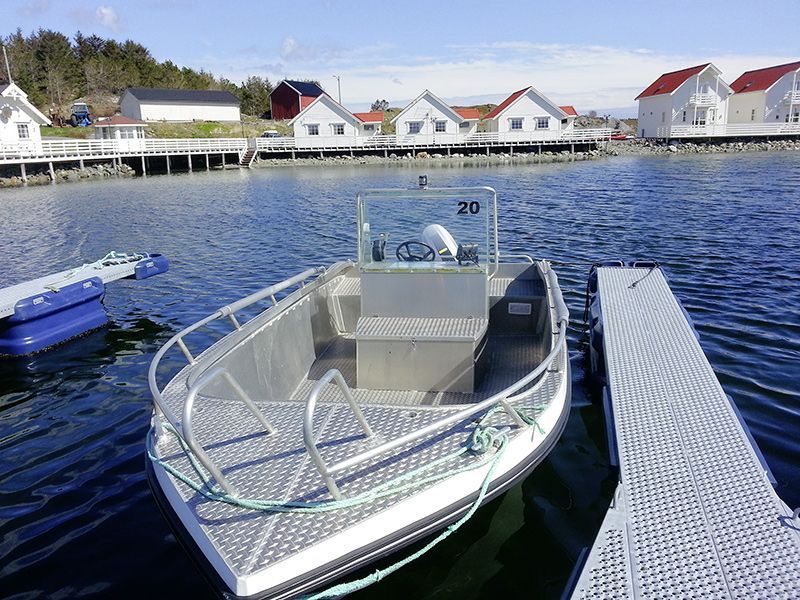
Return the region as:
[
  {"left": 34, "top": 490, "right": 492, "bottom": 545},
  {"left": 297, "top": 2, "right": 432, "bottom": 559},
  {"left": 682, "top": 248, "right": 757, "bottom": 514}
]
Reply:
[
  {"left": 0, "top": 82, "right": 50, "bottom": 154},
  {"left": 483, "top": 86, "right": 575, "bottom": 139},
  {"left": 289, "top": 94, "right": 383, "bottom": 148},
  {"left": 728, "top": 61, "right": 800, "bottom": 124},
  {"left": 635, "top": 63, "right": 731, "bottom": 138},
  {"left": 92, "top": 115, "right": 148, "bottom": 151},
  {"left": 391, "top": 90, "right": 479, "bottom": 144},
  {"left": 120, "top": 87, "right": 241, "bottom": 122}
]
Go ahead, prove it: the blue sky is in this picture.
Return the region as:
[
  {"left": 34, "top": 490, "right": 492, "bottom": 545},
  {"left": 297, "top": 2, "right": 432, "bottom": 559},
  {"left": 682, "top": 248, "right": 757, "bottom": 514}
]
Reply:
[{"left": 7, "top": 0, "right": 800, "bottom": 115}]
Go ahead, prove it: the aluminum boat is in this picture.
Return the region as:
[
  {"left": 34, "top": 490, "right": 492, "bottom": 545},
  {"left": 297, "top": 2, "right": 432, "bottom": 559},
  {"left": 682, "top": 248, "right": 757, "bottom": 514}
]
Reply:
[{"left": 146, "top": 182, "right": 571, "bottom": 598}]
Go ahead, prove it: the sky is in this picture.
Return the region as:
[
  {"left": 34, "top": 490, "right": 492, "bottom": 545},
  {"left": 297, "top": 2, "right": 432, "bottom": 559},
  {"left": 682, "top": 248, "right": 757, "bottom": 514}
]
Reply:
[{"left": 6, "top": 0, "right": 800, "bottom": 116}]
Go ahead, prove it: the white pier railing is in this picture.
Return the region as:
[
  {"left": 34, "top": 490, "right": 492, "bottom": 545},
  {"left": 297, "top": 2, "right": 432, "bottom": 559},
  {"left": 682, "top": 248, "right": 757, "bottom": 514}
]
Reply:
[{"left": 657, "top": 122, "right": 800, "bottom": 138}]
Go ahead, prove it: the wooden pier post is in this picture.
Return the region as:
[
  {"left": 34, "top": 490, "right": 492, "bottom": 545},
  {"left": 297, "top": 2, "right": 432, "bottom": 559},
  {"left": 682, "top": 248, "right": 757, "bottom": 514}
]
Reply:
[
  {"left": 20, "top": 163, "right": 27, "bottom": 183},
  {"left": 221, "top": 153, "right": 226, "bottom": 167},
  {"left": 291, "top": 149, "right": 296, "bottom": 160},
  {"left": 187, "top": 154, "right": 192, "bottom": 172},
  {"left": 141, "top": 155, "right": 147, "bottom": 176},
  {"left": 509, "top": 145, "right": 513, "bottom": 156},
  {"left": 485, "top": 146, "right": 490, "bottom": 156},
  {"left": 48, "top": 162, "right": 55, "bottom": 181},
  {"left": 447, "top": 147, "right": 451, "bottom": 156},
  {"left": 79, "top": 159, "right": 85, "bottom": 171},
  {"left": 350, "top": 148, "right": 354, "bottom": 157},
  {"left": 166, "top": 155, "right": 171, "bottom": 174},
  {"left": 205, "top": 154, "right": 210, "bottom": 171},
  {"left": 319, "top": 150, "right": 324, "bottom": 159},
  {"left": 384, "top": 149, "right": 388, "bottom": 158}
]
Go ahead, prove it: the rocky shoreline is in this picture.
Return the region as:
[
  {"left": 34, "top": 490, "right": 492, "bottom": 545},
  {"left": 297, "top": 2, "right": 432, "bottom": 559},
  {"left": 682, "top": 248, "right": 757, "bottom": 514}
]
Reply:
[
  {"left": 1, "top": 138, "right": 798, "bottom": 187},
  {"left": 0, "top": 162, "right": 135, "bottom": 188}
]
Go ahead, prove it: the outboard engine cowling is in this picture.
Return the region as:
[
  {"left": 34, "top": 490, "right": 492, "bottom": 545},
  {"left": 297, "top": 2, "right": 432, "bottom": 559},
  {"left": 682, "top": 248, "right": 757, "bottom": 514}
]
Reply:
[{"left": 421, "top": 224, "right": 458, "bottom": 261}]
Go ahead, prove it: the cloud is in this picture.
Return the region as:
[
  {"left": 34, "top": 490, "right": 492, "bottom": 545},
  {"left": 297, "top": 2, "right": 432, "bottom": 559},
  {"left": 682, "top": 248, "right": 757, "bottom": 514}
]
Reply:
[
  {"left": 184, "top": 41, "right": 796, "bottom": 114},
  {"left": 280, "top": 37, "right": 317, "bottom": 61},
  {"left": 95, "top": 5, "right": 120, "bottom": 30},
  {"left": 17, "top": 0, "right": 49, "bottom": 16}
]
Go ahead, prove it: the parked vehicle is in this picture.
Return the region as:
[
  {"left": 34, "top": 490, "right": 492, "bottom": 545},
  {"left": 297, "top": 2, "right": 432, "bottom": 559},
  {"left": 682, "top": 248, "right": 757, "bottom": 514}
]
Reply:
[{"left": 69, "top": 102, "right": 92, "bottom": 127}]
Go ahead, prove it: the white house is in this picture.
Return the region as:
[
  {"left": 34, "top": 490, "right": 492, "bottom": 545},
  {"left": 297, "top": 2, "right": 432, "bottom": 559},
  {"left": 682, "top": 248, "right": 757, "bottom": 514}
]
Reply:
[
  {"left": 0, "top": 82, "right": 50, "bottom": 154},
  {"left": 483, "top": 86, "right": 577, "bottom": 139},
  {"left": 288, "top": 93, "right": 384, "bottom": 147},
  {"left": 120, "top": 87, "right": 241, "bottom": 122},
  {"left": 92, "top": 115, "right": 148, "bottom": 151},
  {"left": 635, "top": 63, "right": 732, "bottom": 138},
  {"left": 728, "top": 61, "right": 800, "bottom": 124},
  {"left": 391, "top": 90, "right": 479, "bottom": 144}
]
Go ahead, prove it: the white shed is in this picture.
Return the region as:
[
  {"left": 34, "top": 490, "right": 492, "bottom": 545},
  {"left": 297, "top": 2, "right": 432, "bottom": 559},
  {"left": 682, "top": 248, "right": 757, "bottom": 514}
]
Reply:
[
  {"left": 92, "top": 115, "right": 148, "bottom": 151},
  {"left": 120, "top": 87, "right": 241, "bottom": 122},
  {"left": 391, "top": 90, "right": 478, "bottom": 144},
  {"left": 289, "top": 94, "right": 383, "bottom": 148},
  {"left": 483, "top": 86, "right": 574, "bottom": 139},
  {"left": 635, "top": 63, "right": 731, "bottom": 138},
  {"left": 0, "top": 82, "right": 50, "bottom": 154},
  {"left": 728, "top": 61, "right": 800, "bottom": 124}
]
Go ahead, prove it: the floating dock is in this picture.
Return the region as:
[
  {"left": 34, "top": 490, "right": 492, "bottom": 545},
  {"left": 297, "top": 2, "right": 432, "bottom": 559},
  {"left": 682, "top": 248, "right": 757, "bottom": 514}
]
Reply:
[
  {"left": 571, "top": 266, "right": 800, "bottom": 599},
  {"left": 0, "top": 252, "right": 168, "bottom": 356}
]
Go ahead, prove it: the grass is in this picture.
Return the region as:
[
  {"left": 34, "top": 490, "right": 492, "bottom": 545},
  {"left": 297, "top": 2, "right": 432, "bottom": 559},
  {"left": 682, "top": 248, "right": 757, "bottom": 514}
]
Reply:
[
  {"left": 40, "top": 126, "right": 94, "bottom": 139},
  {"left": 42, "top": 117, "right": 293, "bottom": 140}
]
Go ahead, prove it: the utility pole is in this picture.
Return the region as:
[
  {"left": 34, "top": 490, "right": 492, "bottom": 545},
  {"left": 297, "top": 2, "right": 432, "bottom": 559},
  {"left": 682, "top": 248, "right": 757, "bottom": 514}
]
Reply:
[
  {"left": 2, "top": 45, "right": 12, "bottom": 83},
  {"left": 332, "top": 75, "right": 341, "bottom": 104}
]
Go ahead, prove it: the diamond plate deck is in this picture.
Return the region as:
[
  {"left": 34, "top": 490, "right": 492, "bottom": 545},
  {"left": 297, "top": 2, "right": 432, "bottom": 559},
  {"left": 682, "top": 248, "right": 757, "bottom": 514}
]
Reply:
[
  {"left": 572, "top": 267, "right": 800, "bottom": 600},
  {"left": 153, "top": 332, "right": 563, "bottom": 580},
  {"left": 355, "top": 316, "right": 489, "bottom": 340}
]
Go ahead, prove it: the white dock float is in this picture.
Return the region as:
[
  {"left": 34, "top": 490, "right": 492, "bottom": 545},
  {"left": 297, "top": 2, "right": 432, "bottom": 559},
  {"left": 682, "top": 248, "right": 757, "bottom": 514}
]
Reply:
[
  {"left": 571, "top": 267, "right": 800, "bottom": 599},
  {"left": 0, "top": 253, "right": 155, "bottom": 319}
]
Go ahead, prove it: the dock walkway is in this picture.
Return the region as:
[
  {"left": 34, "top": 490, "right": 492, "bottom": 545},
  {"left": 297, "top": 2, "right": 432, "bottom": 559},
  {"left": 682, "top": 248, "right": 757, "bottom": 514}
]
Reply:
[{"left": 571, "top": 267, "right": 800, "bottom": 599}]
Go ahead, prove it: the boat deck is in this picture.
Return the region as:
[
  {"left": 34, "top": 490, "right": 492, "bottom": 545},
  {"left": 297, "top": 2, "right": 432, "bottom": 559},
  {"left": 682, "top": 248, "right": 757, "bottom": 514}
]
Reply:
[
  {"left": 572, "top": 267, "right": 800, "bottom": 599},
  {"left": 154, "top": 332, "right": 561, "bottom": 581}
]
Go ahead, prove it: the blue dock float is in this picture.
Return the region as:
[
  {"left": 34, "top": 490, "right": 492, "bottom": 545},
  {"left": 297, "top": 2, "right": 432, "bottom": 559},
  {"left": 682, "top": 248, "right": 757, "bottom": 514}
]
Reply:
[
  {"left": 570, "top": 265, "right": 800, "bottom": 599},
  {"left": 0, "top": 251, "right": 168, "bottom": 357}
]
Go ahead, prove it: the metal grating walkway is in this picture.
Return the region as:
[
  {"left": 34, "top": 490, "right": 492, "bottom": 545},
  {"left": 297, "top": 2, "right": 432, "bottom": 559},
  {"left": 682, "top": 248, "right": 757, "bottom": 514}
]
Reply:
[{"left": 572, "top": 267, "right": 800, "bottom": 599}]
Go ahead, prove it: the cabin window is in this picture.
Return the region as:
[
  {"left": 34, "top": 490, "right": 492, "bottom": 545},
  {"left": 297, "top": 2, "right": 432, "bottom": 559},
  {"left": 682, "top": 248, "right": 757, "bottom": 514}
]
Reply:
[
  {"left": 661, "top": 112, "right": 665, "bottom": 123},
  {"left": 307, "top": 124, "right": 319, "bottom": 136},
  {"left": 459, "top": 121, "right": 471, "bottom": 129},
  {"left": 120, "top": 129, "right": 136, "bottom": 139},
  {"left": 408, "top": 121, "right": 422, "bottom": 134},
  {"left": 17, "top": 123, "right": 29, "bottom": 139},
  {"left": 792, "top": 110, "right": 800, "bottom": 123},
  {"left": 751, "top": 109, "right": 756, "bottom": 122},
  {"left": 682, "top": 111, "right": 687, "bottom": 122},
  {"left": 795, "top": 81, "right": 800, "bottom": 91},
  {"left": 434, "top": 120, "right": 446, "bottom": 133},
  {"left": 363, "top": 124, "right": 375, "bottom": 131},
  {"left": 332, "top": 123, "right": 345, "bottom": 135},
  {"left": 536, "top": 117, "right": 549, "bottom": 129},
  {"left": 510, "top": 118, "right": 523, "bottom": 130}
]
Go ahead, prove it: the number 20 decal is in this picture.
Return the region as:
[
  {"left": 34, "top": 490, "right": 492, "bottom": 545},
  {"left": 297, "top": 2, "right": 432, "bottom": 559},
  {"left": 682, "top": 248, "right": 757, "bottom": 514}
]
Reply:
[{"left": 457, "top": 201, "right": 480, "bottom": 214}]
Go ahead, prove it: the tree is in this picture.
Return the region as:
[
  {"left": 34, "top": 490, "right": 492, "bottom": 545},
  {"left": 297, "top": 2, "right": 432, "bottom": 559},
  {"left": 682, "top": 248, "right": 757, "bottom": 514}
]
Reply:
[
  {"left": 240, "top": 75, "right": 272, "bottom": 116},
  {"left": 370, "top": 99, "right": 389, "bottom": 112}
]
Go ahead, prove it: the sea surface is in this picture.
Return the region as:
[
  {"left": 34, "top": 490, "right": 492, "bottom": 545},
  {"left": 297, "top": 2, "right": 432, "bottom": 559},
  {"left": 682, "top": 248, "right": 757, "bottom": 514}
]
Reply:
[{"left": 0, "top": 153, "right": 798, "bottom": 599}]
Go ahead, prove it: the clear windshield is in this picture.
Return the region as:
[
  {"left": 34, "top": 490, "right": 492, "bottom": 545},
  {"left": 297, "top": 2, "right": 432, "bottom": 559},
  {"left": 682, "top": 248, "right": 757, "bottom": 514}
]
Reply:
[{"left": 357, "top": 186, "right": 497, "bottom": 273}]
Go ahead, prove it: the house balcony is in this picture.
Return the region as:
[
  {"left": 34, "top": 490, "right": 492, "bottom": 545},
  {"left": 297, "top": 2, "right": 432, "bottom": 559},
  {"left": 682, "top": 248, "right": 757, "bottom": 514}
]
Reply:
[
  {"left": 782, "top": 91, "right": 800, "bottom": 104},
  {"left": 688, "top": 93, "right": 718, "bottom": 107}
]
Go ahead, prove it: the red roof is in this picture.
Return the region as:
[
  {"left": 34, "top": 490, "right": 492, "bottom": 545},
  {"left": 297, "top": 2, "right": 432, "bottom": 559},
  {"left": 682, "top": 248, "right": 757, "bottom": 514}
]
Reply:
[
  {"left": 453, "top": 107, "right": 480, "bottom": 120},
  {"left": 92, "top": 115, "right": 147, "bottom": 127},
  {"left": 483, "top": 87, "right": 528, "bottom": 120},
  {"left": 353, "top": 111, "right": 384, "bottom": 123},
  {"left": 635, "top": 64, "right": 710, "bottom": 100},
  {"left": 559, "top": 105, "right": 578, "bottom": 116},
  {"left": 730, "top": 61, "right": 800, "bottom": 94}
]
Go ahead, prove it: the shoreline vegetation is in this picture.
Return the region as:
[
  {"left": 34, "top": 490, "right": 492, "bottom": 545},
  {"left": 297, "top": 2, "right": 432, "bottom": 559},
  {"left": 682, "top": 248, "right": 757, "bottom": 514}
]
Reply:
[{"left": 1, "top": 138, "right": 799, "bottom": 189}]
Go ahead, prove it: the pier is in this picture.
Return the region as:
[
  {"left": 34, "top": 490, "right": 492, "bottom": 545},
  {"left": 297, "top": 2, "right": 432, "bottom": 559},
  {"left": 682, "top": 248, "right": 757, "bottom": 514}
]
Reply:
[
  {"left": 570, "top": 266, "right": 800, "bottom": 599},
  {"left": 0, "top": 129, "right": 614, "bottom": 180}
]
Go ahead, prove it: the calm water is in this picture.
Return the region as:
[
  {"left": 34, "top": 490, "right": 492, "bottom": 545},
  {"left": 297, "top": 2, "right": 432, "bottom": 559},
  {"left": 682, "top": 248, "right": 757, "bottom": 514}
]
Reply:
[{"left": 1, "top": 154, "right": 798, "bottom": 599}]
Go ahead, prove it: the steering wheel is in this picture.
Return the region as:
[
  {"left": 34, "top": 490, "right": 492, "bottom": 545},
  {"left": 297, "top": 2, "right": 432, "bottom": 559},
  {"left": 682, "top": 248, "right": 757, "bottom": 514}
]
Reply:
[{"left": 396, "top": 240, "right": 436, "bottom": 262}]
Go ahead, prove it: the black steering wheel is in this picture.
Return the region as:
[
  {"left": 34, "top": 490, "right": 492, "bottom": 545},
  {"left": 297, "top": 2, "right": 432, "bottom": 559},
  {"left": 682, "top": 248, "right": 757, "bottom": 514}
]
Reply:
[{"left": 396, "top": 240, "right": 436, "bottom": 262}]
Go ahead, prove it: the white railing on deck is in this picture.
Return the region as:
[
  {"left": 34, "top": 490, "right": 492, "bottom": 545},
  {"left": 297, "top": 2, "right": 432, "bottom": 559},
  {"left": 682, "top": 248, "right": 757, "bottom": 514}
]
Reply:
[
  {"left": 783, "top": 91, "right": 800, "bottom": 104},
  {"left": 1, "top": 127, "right": 616, "bottom": 163},
  {"left": 689, "top": 93, "right": 718, "bottom": 106},
  {"left": 657, "top": 122, "right": 800, "bottom": 138}
]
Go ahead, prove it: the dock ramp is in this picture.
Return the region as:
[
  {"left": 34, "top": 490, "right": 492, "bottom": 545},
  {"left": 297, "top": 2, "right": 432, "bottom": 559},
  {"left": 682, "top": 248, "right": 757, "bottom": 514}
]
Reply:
[{"left": 571, "top": 266, "right": 800, "bottom": 599}]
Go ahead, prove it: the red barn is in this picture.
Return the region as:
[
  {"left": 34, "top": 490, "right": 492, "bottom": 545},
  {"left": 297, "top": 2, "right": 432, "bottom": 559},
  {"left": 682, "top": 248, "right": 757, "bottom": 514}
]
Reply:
[{"left": 269, "top": 80, "right": 326, "bottom": 120}]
